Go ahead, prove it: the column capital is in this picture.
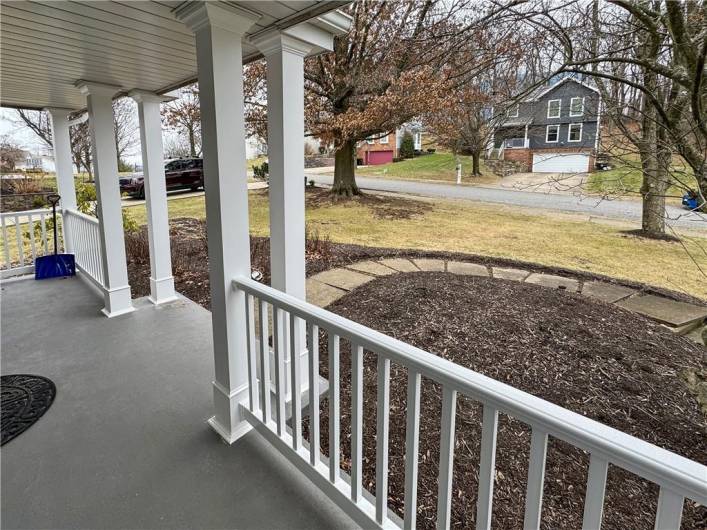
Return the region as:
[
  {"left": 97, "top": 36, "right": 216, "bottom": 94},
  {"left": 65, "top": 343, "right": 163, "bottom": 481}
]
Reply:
[
  {"left": 128, "top": 89, "right": 175, "bottom": 104},
  {"left": 175, "top": 1, "right": 260, "bottom": 35},
  {"left": 75, "top": 80, "right": 122, "bottom": 97},
  {"left": 44, "top": 107, "right": 75, "bottom": 118},
  {"left": 251, "top": 31, "right": 313, "bottom": 58}
]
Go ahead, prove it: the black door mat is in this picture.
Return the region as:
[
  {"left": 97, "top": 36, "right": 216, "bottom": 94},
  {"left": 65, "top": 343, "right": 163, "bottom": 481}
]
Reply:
[{"left": 1, "top": 374, "right": 56, "bottom": 446}]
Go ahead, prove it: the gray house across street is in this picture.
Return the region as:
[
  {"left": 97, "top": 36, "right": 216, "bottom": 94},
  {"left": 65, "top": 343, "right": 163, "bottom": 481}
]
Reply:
[{"left": 493, "top": 77, "right": 601, "bottom": 173}]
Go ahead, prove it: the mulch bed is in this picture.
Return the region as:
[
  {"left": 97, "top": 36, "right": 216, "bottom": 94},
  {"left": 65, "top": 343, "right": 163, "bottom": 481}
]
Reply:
[
  {"left": 308, "top": 273, "right": 706, "bottom": 529},
  {"left": 125, "top": 217, "right": 706, "bottom": 308},
  {"left": 124, "top": 218, "right": 707, "bottom": 528}
]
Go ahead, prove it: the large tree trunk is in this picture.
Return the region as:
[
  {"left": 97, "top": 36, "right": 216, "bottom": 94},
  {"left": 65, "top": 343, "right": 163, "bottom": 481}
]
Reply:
[
  {"left": 188, "top": 127, "right": 196, "bottom": 157},
  {"left": 471, "top": 151, "right": 481, "bottom": 176},
  {"left": 332, "top": 139, "right": 359, "bottom": 196}
]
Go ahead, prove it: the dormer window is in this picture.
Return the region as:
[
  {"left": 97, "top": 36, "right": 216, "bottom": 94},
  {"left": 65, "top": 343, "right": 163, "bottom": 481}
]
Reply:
[
  {"left": 507, "top": 104, "right": 519, "bottom": 118},
  {"left": 547, "top": 99, "right": 561, "bottom": 118},
  {"left": 569, "top": 97, "right": 584, "bottom": 117}
]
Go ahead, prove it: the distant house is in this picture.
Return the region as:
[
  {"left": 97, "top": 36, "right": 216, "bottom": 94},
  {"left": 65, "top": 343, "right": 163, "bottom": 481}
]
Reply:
[
  {"left": 493, "top": 78, "right": 601, "bottom": 173},
  {"left": 356, "top": 123, "right": 424, "bottom": 166},
  {"left": 15, "top": 150, "right": 55, "bottom": 173}
]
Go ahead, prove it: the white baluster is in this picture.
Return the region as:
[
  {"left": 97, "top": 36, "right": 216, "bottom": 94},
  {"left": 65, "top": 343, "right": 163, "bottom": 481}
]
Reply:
[
  {"left": 259, "top": 300, "right": 271, "bottom": 424},
  {"left": 523, "top": 429, "right": 548, "bottom": 530},
  {"left": 436, "top": 386, "right": 457, "bottom": 530},
  {"left": 27, "top": 213, "right": 37, "bottom": 261},
  {"left": 476, "top": 406, "right": 498, "bottom": 530},
  {"left": 328, "top": 333, "right": 340, "bottom": 484},
  {"left": 273, "top": 306, "right": 287, "bottom": 436},
  {"left": 14, "top": 214, "right": 23, "bottom": 266},
  {"left": 581, "top": 454, "right": 608, "bottom": 530},
  {"left": 351, "top": 342, "right": 364, "bottom": 502},
  {"left": 290, "top": 313, "right": 302, "bottom": 451},
  {"left": 376, "top": 356, "right": 391, "bottom": 524},
  {"left": 245, "top": 294, "right": 258, "bottom": 412},
  {"left": 403, "top": 370, "right": 421, "bottom": 530},
  {"left": 40, "top": 213, "right": 48, "bottom": 254},
  {"left": 654, "top": 488, "right": 684, "bottom": 530},
  {"left": 307, "top": 323, "right": 320, "bottom": 466},
  {"left": 1, "top": 216, "right": 10, "bottom": 268}
]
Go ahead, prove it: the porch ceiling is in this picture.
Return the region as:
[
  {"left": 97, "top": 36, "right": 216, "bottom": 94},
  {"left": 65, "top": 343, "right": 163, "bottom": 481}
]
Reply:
[{"left": 0, "top": 0, "right": 349, "bottom": 111}]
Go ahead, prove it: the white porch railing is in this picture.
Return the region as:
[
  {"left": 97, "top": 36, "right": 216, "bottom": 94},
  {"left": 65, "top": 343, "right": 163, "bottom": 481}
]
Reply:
[
  {"left": 233, "top": 276, "right": 707, "bottom": 530},
  {"left": 63, "top": 209, "right": 104, "bottom": 288},
  {"left": 0, "top": 208, "right": 58, "bottom": 278}
]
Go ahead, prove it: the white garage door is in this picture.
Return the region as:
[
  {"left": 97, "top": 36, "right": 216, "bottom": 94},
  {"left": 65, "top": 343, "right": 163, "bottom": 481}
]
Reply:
[{"left": 532, "top": 153, "right": 589, "bottom": 173}]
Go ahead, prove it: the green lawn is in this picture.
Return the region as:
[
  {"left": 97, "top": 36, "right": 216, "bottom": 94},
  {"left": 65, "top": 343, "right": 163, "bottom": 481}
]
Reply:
[
  {"left": 355, "top": 152, "right": 498, "bottom": 184},
  {"left": 587, "top": 160, "right": 695, "bottom": 202},
  {"left": 122, "top": 190, "right": 707, "bottom": 299}
]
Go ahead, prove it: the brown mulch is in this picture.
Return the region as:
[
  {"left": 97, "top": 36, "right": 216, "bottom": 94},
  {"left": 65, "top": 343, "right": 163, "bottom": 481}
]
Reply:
[
  {"left": 307, "top": 273, "right": 706, "bottom": 530},
  {"left": 124, "top": 219, "right": 706, "bottom": 528}
]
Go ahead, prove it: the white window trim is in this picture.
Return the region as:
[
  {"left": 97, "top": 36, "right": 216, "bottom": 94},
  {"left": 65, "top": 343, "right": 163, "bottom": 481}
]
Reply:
[
  {"left": 366, "top": 137, "right": 374, "bottom": 145},
  {"left": 568, "top": 123, "right": 583, "bottom": 142},
  {"left": 569, "top": 96, "right": 585, "bottom": 117},
  {"left": 545, "top": 124, "right": 560, "bottom": 143},
  {"left": 379, "top": 134, "right": 389, "bottom": 144},
  {"left": 508, "top": 104, "right": 519, "bottom": 118},
  {"left": 547, "top": 99, "right": 561, "bottom": 119}
]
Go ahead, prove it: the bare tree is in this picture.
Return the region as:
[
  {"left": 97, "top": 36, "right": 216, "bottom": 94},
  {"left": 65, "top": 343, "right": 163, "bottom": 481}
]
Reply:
[{"left": 162, "top": 85, "right": 201, "bottom": 157}]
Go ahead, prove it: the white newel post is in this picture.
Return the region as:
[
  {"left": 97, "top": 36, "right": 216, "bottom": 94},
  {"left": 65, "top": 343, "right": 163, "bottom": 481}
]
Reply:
[
  {"left": 46, "top": 108, "right": 77, "bottom": 252},
  {"left": 75, "top": 81, "right": 133, "bottom": 318},
  {"left": 129, "top": 90, "right": 177, "bottom": 305},
  {"left": 253, "top": 32, "right": 312, "bottom": 397},
  {"left": 176, "top": 2, "right": 260, "bottom": 443}
]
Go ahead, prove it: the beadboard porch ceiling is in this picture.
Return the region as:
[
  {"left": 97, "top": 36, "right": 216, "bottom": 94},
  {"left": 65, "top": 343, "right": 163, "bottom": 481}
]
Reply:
[{"left": 0, "top": 0, "right": 349, "bottom": 111}]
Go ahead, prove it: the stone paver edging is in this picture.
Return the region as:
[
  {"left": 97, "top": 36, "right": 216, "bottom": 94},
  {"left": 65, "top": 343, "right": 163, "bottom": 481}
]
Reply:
[{"left": 306, "top": 257, "right": 707, "bottom": 346}]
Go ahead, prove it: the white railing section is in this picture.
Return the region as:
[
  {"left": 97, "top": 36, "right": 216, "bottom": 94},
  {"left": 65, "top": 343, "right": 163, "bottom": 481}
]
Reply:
[
  {"left": 233, "top": 276, "right": 707, "bottom": 530},
  {"left": 0, "top": 208, "right": 57, "bottom": 278},
  {"left": 63, "top": 209, "right": 104, "bottom": 288}
]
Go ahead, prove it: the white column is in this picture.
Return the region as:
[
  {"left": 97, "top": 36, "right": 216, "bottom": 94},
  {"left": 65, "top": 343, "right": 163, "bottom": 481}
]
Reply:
[
  {"left": 75, "top": 81, "right": 133, "bottom": 318},
  {"left": 129, "top": 90, "right": 177, "bottom": 305},
  {"left": 177, "top": 2, "right": 259, "bottom": 444},
  {"left": 46, "top": 108, "right": 77, "bottom": 253},
  {"left": 253, "top": 32, "right": 312, "bottom": 398}
]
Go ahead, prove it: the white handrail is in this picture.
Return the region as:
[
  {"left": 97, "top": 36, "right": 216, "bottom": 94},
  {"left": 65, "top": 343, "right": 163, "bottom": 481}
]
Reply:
[{"left": 233, "top": 275, "right": 707, "bottom": 529}]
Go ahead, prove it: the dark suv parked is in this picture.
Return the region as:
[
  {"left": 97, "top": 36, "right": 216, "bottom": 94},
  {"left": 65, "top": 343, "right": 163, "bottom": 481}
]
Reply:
[{"left": 120, "top": 158, "right": 204, "bottom": 199}]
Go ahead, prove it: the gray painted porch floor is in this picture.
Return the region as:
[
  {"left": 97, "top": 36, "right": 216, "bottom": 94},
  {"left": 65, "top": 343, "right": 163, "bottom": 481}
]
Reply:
[{"left": 1, "top": 277, "right": 356, "bottom": 530}]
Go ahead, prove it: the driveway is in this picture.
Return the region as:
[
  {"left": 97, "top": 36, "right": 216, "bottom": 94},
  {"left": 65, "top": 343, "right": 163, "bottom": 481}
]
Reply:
[{"left": 307, "top": 172, "right": 706, "bottom": 231}]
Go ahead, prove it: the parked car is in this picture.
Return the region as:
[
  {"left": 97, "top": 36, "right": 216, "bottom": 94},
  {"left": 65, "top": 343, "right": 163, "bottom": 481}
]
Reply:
[{"left": 119, "top": 158, "right": 204, "bottom": 198}]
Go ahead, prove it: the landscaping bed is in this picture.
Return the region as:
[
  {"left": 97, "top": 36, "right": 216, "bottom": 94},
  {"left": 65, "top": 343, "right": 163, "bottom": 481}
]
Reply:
[
  {"left": 311, "top": 273, "right": 706, "bottom": 529},
  {"left": 124, "top": 219, "right": 706, "bottom": 528}
]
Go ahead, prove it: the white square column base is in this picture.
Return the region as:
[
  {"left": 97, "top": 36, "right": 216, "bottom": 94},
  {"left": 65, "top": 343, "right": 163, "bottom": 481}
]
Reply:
[
  {"left": 101, "top": 284, "right": 134, "bottom": 318},
  {"left": 149, "top": 276, "right": 178, "bottom": 305},
  {"left": 209, "top": 380, "right": 252, "bottom": 444}
]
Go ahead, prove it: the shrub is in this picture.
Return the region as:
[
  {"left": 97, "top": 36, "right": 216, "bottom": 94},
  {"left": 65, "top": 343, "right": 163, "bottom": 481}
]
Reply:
[
  {"left": 253, "top": 161, "right": 269, "bottom": 180},
  {"left": 399, "top": 131, "right": 415, "bottom": 159},
  {"left": 117, "top": 158, "right": 133, "bottom": 173}
]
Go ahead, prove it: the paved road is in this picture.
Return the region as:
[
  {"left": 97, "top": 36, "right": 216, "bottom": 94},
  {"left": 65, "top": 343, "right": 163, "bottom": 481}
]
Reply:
[{"left": 307, "top": 173, "right": 707, "bottom": 230}]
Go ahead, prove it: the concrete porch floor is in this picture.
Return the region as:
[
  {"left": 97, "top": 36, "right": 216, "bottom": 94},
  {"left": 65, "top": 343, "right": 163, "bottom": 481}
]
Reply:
[{"left": 1, "top": 276, "right": 356, "bottom": 529}]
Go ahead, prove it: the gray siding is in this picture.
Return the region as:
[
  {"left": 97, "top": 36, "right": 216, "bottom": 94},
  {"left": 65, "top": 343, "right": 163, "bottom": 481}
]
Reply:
[{"left": 496, "top": 80, "right": 599, "bottom": 149}]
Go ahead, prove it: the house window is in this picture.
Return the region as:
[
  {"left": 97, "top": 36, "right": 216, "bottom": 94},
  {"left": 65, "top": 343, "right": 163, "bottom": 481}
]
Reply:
[
  {"left": 379, "top": 134, "right": 389, "bottom": 144},
  {"left": 568, "top": 123, "right": 583, "bottom": 142},
  {"left": 569, "top": 97, "right": 584, "bottom": 116},
  {"left": 414, "top": 132, "right": 422, "bottom": 150},
  {"left": 547, "top": 99, "right": 561, "bottom": 118},
  {"left": 507, "top": 104, "right": 519, "bottom": 118},
  {"left": 546, "top": 125, "right": 560, "bottom": 143},
  {"left": 366, "top": 136, "right": 375, "bottom": 145}
]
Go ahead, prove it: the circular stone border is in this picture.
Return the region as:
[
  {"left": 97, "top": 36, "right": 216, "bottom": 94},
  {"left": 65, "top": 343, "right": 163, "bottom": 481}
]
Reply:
[{"left": 306, "top": 257, "right": 707, "bottom": 346}]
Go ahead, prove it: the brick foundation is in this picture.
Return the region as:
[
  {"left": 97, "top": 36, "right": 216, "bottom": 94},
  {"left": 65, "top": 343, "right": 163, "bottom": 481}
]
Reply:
[{"left": 502, "top": 148, "right": 532, "bottom": 171}]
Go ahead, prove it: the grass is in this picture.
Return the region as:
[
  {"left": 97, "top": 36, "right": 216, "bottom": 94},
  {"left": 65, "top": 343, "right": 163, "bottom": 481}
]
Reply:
[
  {"left": 355, "top": 152, "right": 498, "bottom": 184},
  {"left": 587, "top": 159, "right": 696, "bottom": 203},
  {"left": 121, "top": 190, "right": 707, "bottom": 299}
]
